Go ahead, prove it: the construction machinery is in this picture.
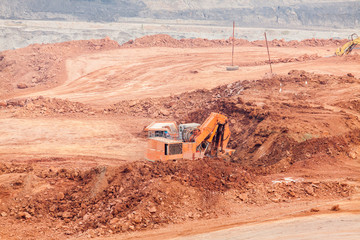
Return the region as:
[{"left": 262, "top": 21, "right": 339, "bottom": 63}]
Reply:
[
  {"left": 335, "top": 33, "right": 360, "bottom": 56},
  {"left": 144, "top": 112, "right": 234, "bottom": 161}
]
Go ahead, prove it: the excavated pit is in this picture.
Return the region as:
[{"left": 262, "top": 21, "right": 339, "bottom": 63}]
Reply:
[{"left": 1, "top": 35, "right": 360, "bottom": 239}]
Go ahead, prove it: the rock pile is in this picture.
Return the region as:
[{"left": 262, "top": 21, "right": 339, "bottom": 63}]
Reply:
[
  {"left": 2, "top": 158, "right": 354, "bottom": 237},
  {"left": 1, "top": 96, "right": 97, "bottom": 117},
  {"left": 122, "top": 34, "right": 347, "bottom": 48}
]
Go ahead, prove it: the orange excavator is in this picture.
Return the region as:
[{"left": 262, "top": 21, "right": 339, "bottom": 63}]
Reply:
[{"left": 144, "top": 112, "right": 234, "bottom": 161}]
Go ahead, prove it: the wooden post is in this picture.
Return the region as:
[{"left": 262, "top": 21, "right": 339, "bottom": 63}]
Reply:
[
  {"left": 232, "top": 21, "right": 235, "bottom": 66},
  {"left": 264, "top": 32, "right": 273, "bottom": 74},
  {"left": 226, "top": 21, "right": 239, "bottom": 71}
]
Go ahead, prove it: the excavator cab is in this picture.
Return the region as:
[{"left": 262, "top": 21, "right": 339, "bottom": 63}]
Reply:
[{"left": 144, "top": 121, "right": 178, "bottom": 139}]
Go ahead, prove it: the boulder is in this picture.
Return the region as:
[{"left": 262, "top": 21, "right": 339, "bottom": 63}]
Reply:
[
  {"left": 61, "top": 211, "right": 73, "bottom": 218},
  {"left": 160, "top": 109, "right": 171, "bottom": 116},
  {"left": 304, "top": 185, "right": 314, "bottom": 196},
  {"left": 109, "top": 217, "right": 120, "bottom": 225},
  {"left": 7, "top": 99, "right": 25, "bottom": 107},
  {"left": 17, "top": 83, "right": 28, "bottom": 89},
  {"left": 148, "top": 206, "right": 157, "bottom": 213},
  {"left": 56, "top": 192, "right": 65, "bottom": 200},
  {"left": 18, "top": 211, "right": 31, "bottom": 219}
]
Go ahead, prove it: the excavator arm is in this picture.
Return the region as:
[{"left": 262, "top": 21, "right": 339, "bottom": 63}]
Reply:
[
  {"left": 193, "top": 112, "right": 232, "bottom": 156},
  {"left": 335, "top": 34, "right": 360, "bottom": 56}
]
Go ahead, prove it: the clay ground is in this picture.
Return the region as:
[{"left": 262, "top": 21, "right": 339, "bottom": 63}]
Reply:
[{"left": 0, "top": 35, "right": 360, "bottom": 239}]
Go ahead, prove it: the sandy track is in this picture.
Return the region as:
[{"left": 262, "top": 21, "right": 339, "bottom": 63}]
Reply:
[
  {"left": 172, "top": 213, "right": 360, "bottom": 240},
  {"left": 85, "top": 195, "right": 360, "bottom": 240}
]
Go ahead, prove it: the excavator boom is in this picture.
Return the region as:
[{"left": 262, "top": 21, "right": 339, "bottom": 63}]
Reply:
[
  {"left": 194, "top": 112, "right": 232, "bottom": 156},
  {"left": 195, "top": 112, "right": 227, "bottom": 145},
  {"left": 335, "top": 34, "right": 360, "bottom": 56}
]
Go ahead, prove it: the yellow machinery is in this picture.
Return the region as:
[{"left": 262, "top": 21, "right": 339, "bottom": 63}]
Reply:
[
  {"left": 335, "top": 33, "right": 360, "bottom": 56},
  {"left": 145, "top": 112, "right": 234, "bottom": 161}
]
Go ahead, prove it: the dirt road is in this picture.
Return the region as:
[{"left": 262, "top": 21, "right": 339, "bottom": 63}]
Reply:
[{"left": 172, "top": 213, "right": 360, "bottom": 240}]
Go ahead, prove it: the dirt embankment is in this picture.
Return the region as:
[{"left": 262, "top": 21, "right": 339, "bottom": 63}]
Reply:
[
  {"left": 122, "top": 34, "right": 347, "bottom": 48},
  {"left": 0, "top": 96, "right": 98, "bottom": 118},
  {"left": 0, "top": 157, "right": 355, "bottom": 238}
]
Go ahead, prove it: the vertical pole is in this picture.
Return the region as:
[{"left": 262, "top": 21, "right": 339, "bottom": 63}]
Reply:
[
  {"left": 232, "top": 21, "right": 235, "bottom": 66},
  {"left": 264, "top": 32, "right": 273, "bottom": 74}
]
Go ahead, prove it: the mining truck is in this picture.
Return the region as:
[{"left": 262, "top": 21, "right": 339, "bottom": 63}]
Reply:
[{"left": 144, "top": 112, "right": 234, "bottom": 161}]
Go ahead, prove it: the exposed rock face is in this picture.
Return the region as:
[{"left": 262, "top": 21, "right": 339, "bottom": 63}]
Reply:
[
  {"left": 0, "top": 1, "right": 358, "bottom": 51},
  {"left": 0, "top": 0, "right": 358, "bottom": 29}
]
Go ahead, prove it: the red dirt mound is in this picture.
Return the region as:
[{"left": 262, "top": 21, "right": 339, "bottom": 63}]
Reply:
[
  {"left": 1, "top": 96, "right": 98, "bottom": 117},
  {"left": 122, "top": 34, "right": 347, "bottom": 48},
  {"left": 122, "top": 34, "right": 251, "bottom": 48},
  {"left": 109, "top": 71, "right": 360, "bottom": 171},
  {"left": 0, "top": 37, "right": 120, "bottom": 99}
]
